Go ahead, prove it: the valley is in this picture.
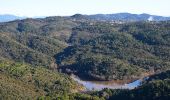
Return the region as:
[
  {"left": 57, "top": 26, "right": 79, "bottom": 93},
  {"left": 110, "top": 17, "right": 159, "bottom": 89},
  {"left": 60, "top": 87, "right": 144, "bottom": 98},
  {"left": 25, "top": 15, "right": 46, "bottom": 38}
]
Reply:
[{"left": 0, "top": 13, "right": 170, "bottom": 99}]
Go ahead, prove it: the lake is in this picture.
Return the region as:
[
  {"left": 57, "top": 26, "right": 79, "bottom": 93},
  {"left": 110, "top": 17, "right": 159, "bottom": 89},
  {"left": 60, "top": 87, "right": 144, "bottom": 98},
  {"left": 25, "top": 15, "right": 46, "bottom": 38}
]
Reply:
[{"left": 71, "top": 75, "right": 147, "bottom": 91}]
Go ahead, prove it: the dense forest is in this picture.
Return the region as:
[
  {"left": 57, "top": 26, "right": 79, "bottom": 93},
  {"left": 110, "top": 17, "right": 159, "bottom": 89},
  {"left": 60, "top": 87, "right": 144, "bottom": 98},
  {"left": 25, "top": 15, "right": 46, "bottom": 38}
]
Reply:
[
  {"left": 0, "top": 15, "right": 170, "bottom": 99},
  {"left": 0, "top": 58, "right": 83, "bottom": 99},
  {"left": 56, "top": 20, "right": 170, "bottom": 81},
  {"left": 1, "top": 58, "right": 170, "bottom": 99}
]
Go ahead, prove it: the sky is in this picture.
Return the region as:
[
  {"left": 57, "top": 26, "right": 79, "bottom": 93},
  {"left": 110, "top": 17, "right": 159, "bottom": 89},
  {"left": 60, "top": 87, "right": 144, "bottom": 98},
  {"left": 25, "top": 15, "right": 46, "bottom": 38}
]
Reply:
[{"left": 0, "top": 0, "right": 170, "bottom": 17}]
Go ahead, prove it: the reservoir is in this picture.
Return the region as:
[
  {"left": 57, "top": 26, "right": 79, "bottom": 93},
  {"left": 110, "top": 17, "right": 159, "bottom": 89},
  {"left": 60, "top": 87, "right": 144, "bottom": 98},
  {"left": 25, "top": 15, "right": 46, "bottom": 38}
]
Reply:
[{"left": 71, "top": 75, "right": 146, "bottom": 91}]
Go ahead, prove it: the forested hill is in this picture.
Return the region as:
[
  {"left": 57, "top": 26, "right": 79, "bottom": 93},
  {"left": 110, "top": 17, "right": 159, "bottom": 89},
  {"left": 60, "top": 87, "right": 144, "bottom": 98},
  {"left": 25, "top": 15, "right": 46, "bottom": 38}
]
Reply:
[
  {"left": 0, "top": 59, "right": 83, "bottom": 99},
  {"left": 56, "top": 20, "right": 170, "bottom": 80},
  {"left": 0, "top": 16, "right": 170, "bottom": 81},
  {"left": 0, "top": 17, "right": 77, "bottom": 68},
  {"left": 0, "top": 14, "right": 170, "bottom": 99},
  {"left": 87, "top": 13, "right": 170, "bottom": 21},
  {"left": 71, "top": 13, "right": 170, "bottom": 21},
  {"left": 1, "top": 13, "right": 170, "bottom": 23}
]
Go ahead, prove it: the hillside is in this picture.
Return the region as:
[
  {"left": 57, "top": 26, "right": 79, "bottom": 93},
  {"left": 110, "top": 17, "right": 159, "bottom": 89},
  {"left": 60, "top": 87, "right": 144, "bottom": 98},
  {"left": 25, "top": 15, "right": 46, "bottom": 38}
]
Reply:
[
  {"left": 0, "top": 16, "right": 170, "bottom": 81},
  {"left": 56, "top": 20, "right": 170, "bottom": 80},
  {"left": 0, "top": 14, "right": 170, "bottom": 99},
  {"left": 0, "top": 59, "right": 83, "bottom": 99},
  {"left": 0, "top": 17, "right": 77, "bottom": 67}
]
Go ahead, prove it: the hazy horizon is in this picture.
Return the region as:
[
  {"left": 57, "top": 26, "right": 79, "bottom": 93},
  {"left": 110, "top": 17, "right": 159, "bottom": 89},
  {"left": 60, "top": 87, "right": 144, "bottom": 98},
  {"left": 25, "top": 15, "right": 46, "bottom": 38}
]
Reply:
[
  {"left": 1, "top": 12, "right": 170, "bottom": 18},
  {"left": 0, "top": 0, "right": 170, "bottom": 17}
]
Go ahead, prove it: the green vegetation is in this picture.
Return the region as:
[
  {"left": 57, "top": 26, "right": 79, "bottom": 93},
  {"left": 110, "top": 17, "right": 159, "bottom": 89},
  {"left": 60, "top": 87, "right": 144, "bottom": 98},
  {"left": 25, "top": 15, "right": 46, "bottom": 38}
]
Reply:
[
  {"left": 0, "top": 17, "right": 170, "bottom": 80},
  {"left": 57, "top": 21, "right": 170, "bottom": 80},
  {"left": 0, "top": 33, "right": 54, "bottom": 67},
  {"left": 0, "top": 17, "right": 76, "bottom": 67},
  {"left": 0, "top": 59, "right": 82, "bottom": 99},
  {"left": 145, "top": 70, "right": 170, "bottom": 83},
  {"left": 0, "top": 16, "right": 170, "bottom": 99}
]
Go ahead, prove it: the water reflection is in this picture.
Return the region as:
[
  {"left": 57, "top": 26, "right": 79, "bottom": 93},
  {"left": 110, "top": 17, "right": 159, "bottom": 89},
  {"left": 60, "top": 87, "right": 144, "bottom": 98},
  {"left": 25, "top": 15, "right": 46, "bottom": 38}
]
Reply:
[{"left": 71, "top": 75, "right": 143, "bottom": 91}]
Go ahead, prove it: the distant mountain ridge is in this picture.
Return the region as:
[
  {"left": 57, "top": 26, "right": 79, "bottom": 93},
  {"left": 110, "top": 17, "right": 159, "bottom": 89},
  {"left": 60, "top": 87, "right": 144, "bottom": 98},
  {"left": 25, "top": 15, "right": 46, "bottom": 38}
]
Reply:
[
  {"left": 0, "top": 13, "right": 170, "bottom": 23},
  {"left": 72, "top": 13, "right": 170, "bottom": 21},
  {"left": 0, "top": 14, "right": 25, "bottom": 22}
]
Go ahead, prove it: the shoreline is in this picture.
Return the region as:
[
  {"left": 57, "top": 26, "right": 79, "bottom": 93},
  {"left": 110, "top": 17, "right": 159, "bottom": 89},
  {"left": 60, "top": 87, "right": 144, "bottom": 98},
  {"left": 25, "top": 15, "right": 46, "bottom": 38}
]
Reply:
[
  {"left": 70, "top": 71, "right": 154, "bottom": 85},
  {"left": 70, "top": 74, "right": 149, "bottom": 91}
]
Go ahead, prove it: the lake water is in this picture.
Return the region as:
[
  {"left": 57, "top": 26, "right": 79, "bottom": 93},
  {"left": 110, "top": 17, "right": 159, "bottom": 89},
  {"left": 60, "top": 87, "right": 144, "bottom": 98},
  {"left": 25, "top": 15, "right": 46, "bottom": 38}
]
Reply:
[{"left": 71, "top": 75, "right": 145, "bottom": 91}]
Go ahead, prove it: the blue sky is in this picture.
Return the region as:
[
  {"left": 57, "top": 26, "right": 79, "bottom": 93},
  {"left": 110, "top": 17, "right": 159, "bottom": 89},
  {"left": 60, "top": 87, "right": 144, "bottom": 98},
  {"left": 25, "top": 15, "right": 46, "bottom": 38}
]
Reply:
[{"left": 0, "top": 0, "right": 170, "bottom": 17}]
